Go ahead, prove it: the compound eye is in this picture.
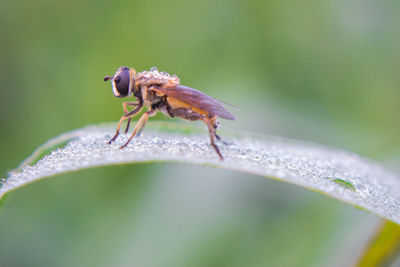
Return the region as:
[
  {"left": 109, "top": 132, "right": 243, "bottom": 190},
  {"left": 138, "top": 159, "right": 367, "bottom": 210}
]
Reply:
[{"left": 114, "top": 69, "right": 130, "bottom": 97}]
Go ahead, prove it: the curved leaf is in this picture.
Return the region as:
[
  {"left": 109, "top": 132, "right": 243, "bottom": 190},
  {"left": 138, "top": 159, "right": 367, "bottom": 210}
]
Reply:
[
  {"left": 356, "top": 220, "right": 400, "bottom": 266},
  {"left": 1, "top": 121, "right": 399, "bottom": 224}
]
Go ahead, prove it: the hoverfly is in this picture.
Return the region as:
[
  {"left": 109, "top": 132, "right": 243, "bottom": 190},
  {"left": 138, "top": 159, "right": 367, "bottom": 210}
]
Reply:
[{"left": 104, "top": 66, "right": 236, "bottom": 160}]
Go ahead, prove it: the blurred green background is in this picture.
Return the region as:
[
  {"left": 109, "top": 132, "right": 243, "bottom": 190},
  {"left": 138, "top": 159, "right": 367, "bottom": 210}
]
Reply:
[{"left": 1, "top": 0, "right": 399, "bottom": 266}]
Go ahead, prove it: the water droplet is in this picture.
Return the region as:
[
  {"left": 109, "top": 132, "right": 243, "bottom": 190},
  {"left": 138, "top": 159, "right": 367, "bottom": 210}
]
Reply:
[{"left": 161, "top": 71, "right": 170, "bottom": 77}]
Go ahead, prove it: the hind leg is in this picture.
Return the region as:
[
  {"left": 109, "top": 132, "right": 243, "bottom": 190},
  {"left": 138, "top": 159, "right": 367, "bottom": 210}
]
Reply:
[
  {"left": 168, "top": 108, "right": 224, "bottom": 160},
  {"left": 209, "top": 116, "right": 226, "bottom": 143},
  {"left": 203, "top": 116, "right": 223, "bottom": 160}
]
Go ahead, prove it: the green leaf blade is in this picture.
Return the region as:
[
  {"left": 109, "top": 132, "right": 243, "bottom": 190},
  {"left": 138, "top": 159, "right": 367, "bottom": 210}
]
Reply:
[{"left": 1, "top": 121, "right": 399, "bottom": 224}]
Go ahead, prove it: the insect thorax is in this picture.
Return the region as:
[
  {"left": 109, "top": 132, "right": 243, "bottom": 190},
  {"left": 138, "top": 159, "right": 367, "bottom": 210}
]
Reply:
[{"left": 137, "top": 67, "right": 180, "bottom": 87}]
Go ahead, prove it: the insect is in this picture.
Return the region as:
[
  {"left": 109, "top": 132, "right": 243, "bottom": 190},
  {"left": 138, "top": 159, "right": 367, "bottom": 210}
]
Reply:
[{"left": 104, "top": 66, "right": 236, "bottom": 160}]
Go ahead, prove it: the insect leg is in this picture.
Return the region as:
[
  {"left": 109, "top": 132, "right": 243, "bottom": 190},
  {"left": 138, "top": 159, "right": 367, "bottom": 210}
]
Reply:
[
  {"left": 203, "top": 118, "right": 224, "bottom": 160},
  {"left": 123, "top": 102, "right": 139, "bottom": 133},
  {"left": 209, "top": 116, "right": 222, "bottom": 141},
  {"left": 108, "top": 103, "right": 143, "bottom": 144},
  {"left": 120, "top": 109, "right": 157, "bottom": 149}
]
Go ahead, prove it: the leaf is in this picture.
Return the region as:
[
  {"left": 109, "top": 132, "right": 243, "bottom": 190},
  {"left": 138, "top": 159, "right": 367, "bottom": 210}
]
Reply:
[
  {"left": 1, "top": 121, "right": 399, "bottom": 225},
  {"left": 356, "top": 220, "right": 400, "bottom": 267}
]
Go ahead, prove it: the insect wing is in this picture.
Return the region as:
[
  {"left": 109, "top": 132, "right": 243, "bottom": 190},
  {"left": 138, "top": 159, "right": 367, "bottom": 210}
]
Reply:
[{"left": 153, "top": 85, "right": 236, "bottom": 120}]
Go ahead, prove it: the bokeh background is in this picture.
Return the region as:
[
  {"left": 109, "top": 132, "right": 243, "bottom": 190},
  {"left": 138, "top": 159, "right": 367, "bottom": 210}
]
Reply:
[{"left": 1, "top": 0, "right": 399, "bottom": 266}]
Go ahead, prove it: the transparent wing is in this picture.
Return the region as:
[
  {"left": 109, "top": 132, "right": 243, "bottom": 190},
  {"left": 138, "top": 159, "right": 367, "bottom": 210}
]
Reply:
[{"left": 152, "top": 85, "right": 236, "bottom": 120}]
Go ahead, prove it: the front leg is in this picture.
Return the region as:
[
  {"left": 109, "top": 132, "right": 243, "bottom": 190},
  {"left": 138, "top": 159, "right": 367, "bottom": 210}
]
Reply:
[
  {"left": 123, "top": 102, "right": 139, "bottom": 133},
  {"left": 108, "top": 102, "right": 143, "bottom": 144},
  {"left": 120, "top": 109, "right": 157, "bottom": 148}
]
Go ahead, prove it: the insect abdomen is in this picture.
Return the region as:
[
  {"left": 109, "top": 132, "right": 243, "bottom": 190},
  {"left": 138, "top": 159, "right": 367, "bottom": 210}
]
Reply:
[{"left": 167, "top": 97, "right": 210, "bottom": 118}]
